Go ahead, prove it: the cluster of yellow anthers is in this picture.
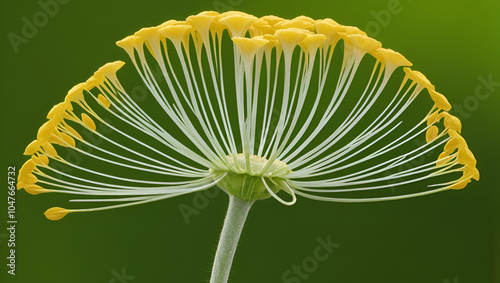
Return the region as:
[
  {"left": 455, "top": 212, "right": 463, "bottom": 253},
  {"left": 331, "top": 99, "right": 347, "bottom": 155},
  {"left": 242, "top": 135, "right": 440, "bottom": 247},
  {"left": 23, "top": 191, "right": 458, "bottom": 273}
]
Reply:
[
  {"left": 19, "top": 11, "right": 478, "bottom": 220},
  {"left": 17, "top": 62, "right": 125, "bottom": 218},
  {"left": 424, "top": 88, "right": 479, "bottom": 190}
]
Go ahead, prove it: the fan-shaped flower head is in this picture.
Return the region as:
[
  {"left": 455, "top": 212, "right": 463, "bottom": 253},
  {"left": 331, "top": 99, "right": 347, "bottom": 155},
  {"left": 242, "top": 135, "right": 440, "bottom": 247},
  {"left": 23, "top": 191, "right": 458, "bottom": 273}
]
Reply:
[{"left": 19, "top": 11, "right": 478, "bottom": 221}]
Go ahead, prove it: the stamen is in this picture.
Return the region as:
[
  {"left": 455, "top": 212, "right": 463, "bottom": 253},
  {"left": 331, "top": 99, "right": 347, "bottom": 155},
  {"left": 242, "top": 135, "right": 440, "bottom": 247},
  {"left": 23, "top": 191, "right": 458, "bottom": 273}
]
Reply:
[{"left": 20, "top": 12, "right": 478, "bottom": 217}]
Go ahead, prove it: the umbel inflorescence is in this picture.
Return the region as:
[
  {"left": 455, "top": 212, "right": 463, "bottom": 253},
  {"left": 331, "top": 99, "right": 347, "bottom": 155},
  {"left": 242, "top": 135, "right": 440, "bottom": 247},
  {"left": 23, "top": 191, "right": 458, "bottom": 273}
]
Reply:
[{"left": 19, "top": 11, "right": 478, "bottom": 221}]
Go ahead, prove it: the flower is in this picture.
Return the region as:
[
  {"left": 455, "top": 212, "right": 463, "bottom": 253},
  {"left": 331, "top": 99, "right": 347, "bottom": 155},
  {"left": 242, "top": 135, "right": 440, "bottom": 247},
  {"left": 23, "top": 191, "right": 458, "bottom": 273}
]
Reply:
[{"left": 19, "top": 11, "right": 478, "bottom": 220}]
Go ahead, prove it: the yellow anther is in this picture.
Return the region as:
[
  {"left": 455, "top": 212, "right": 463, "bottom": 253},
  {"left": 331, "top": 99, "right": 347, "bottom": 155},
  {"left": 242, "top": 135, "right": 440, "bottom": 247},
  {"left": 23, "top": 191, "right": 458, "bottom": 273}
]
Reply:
[
  {"left": 16, "top": 182, "right": 27, "bottom": 190},
  {"left": 262, "top": 34, "right": 282, "bottom": 55},
  {"left": 448, "top": 178, "right": 471, "bottom": 190},
  {"left": 428, "top": 89, "right": 451, "bottom": 111},
  {"left": 18, "top": 160, "right": 38, "bottom": 185},
  {"left": 320, "top": 18, "right": 340, "bottom": 25},
  {"left": 314, "top": 21, "right": 344, "bottom": 45},
  {"left": 116, "top": 35, "right": 145, "bottom": 52},
  {"left": 447, "top": 129, "right": 461, "bottom": 140},
  {"left": 31, "top": 154, "right": 49, "bottom": 165},
  {"left": 189, "top": 12, "right": 218, "bottom": 39},
  {"left": 24, "top": 184, "right": 49, "bottom": 195},
  {"left": 42, "top": 142, "right": 58, "bottom": 157},
  {"left": 209, "top": 20, "right": 226, "bottom": 38},
  {"left": 134, "top": 27, "right": 163, "bottom": 58},
  {"left": 81, "top": 113, "right": 96, "bottom": 131},
  {"left": 217, "top": 11, "right": 253, "bottom": 19},
  {"left": 98, "top": 94, "right": 111, "bottom": 108},
  {"left": 370, "top": 48, "right": 412, "bottom": 68},
  {"left": 344, "top": 34, "right": 382, "bottom": 54},
  {"left": 83, "top": 76, "right": 104, "bottom": 91},
  {"left": 60, "top": 133, "right": 76, "bottom": 147},
  {"left": 47, "top": 102, "right": 68, "bottom": 120},
  {"left": 92, "top": 71, "right": 106, "bottom": 83},
  {"left": 275, "top": 19, "right": 315, "bottom": 32},
  {"left": 64, "top": 83, "right": 85, "bottom": 104},
  {"left": 37, "top": 154, "right": 49, "bottom": 163},
  {"left": 37, "top": 119, "right": 59, "bottom": 142},
  {"left": 436, "top": 152, "right": 450, "bottom": 167},
  {"left": 159, "top": 24, "right": 193, "bottom": 46},
  {"left": 232, "top": 37, "right": 269, "bottom": 59},
  {"left": 457, "top": 146, "right": 476, "bottom": 168},
  {"left": 293, "top": 15, "right": 315, "bottom": 23},
  {"left": 48, "top": 134, "right": 64, "bottom": 146},
  {"left": 444, "top": 130, "right": 467, "bottom": 154},
  {"left": 298, "top": 34, "right": 327, "bottom": 52},
  {"left": 96, "top": 61, "right": 126, "bottom": 78},
  {"left": 426, "top": 110, "right": 440, "bottom": 126},
  {"left": 44, "top": 207, "right": 72, "bottom": 221},
  {"left": 443, "top": 138, "right": 459, "bottom": 154},
  {"left": 64, "top": 124, "right": 83, "bottom": 140},
  {"left": 217, "top": 14, "right": 258, "bottom": 37},
  {"left": 262, "top": 34, "right": 279, "bottom": 45},
  {"left": 64, "top": 101, "right": 74, "bottom": 111},
  {"left": 440, "top": 112, "right": 462, "bottom": 133},
  {"left": 249, "top": 19, "right": 274, "bottom": 37},
  {"left": 260, "top": 15, "right": 285, "bottom": 26},
  {"left": 187, "top": 13, "right": 217, "bottom": 37},
  {"left": 462, "top": 166, "right": 480, "bottom": 181},
  {"left": 24, "top": 140, "right": 43, "bottom": 155},
  {"left": 134, "top": 26, "right": 161, "bottom": 40},
  {"left": 274, "top": 28, "right": 309, "bottom": 55},
  {"left": 197, "top": 11, "right": 220, "bottom": 17},
  {"left": 158, "top": 19, "right": 179, "bottom": 29},
  {"left": 425, "top": 125, "right": 439, "bottom": 142},
  {"left": 20, "top": 159, "right": 36, "bottom": 175},
  {"left": 343, "top": 26, "right": 367, "bottom": 36},
  {"left": 31, "top": 155, "right": 42, "bottom": 165},
  {"left": 19, "top": 173, "right": 38, "bottom": 185},
  {"left": 403, "top": 68, "right": 435, "bottom": 90}
]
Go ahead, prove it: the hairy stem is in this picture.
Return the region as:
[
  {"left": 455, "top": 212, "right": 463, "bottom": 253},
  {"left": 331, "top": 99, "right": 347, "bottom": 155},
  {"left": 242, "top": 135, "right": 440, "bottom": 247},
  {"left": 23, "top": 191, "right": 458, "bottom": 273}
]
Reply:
[{"left": 210, "top": 194, "right": 253, "bottom": 283}]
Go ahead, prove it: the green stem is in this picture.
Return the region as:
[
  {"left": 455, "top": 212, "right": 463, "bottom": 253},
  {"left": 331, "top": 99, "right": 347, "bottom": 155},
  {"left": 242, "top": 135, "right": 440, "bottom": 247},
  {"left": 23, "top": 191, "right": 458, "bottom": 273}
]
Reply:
[{"left": 210, "top": 195, "right": 253, "bottom": 283}]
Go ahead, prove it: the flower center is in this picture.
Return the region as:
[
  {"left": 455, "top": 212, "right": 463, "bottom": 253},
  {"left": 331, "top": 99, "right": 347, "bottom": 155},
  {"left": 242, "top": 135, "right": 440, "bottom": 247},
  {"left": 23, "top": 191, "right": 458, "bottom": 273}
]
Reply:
[{"left": 211, "top": 154, "right": 291, "bottom": 201}]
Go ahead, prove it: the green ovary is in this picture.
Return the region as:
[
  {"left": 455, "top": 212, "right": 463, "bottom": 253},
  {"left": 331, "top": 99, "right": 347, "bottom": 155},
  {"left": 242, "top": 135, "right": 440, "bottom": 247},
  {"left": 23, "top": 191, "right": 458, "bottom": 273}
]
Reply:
[{"left": 213, "top": 154, "right": 291, "bottom": 201}]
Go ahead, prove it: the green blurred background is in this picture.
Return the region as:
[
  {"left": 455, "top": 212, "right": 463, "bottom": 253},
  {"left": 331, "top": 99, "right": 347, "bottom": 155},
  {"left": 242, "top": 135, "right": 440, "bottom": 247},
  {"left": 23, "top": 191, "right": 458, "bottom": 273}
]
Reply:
[{"left": 1, "top": 0, "right": 499, "bottom": 282}]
